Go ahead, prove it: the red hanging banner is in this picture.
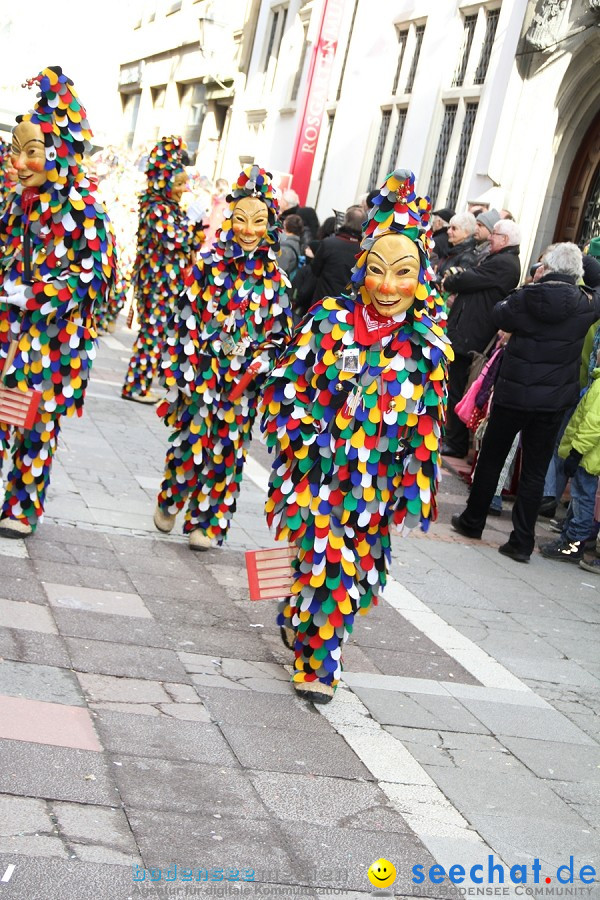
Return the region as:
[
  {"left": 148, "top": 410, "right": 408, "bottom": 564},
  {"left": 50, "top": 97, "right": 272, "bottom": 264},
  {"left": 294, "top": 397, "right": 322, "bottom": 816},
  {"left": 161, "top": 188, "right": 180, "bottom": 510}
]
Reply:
[{"left": 288, "top": 0, "right": 347, "bottom": 205}]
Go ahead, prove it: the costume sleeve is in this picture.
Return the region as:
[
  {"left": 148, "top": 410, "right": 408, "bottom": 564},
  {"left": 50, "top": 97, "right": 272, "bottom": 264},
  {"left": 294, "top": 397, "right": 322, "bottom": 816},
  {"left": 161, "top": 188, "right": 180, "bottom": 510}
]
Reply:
[
  {"left": 159, "top": 263, "right": 205, "bottom": 393},
  {"left": 249, "top": 277, "right": 293, "bottom": 365},
  {"left": 25, "top": 195, "right": 115, "bottom": 321},
  {"left": 392, "top": 341, "right": 450, "bottom": 532},
  {"left": 261, "top": 312, "right": 320, "bottom": 457}
]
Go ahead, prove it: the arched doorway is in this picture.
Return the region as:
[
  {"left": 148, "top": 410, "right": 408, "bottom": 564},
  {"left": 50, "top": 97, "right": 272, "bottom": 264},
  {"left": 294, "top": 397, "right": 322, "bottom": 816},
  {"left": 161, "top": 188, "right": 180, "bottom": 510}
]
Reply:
[{"left": 554, "top": 108, "right": 600, "bottom": 245}]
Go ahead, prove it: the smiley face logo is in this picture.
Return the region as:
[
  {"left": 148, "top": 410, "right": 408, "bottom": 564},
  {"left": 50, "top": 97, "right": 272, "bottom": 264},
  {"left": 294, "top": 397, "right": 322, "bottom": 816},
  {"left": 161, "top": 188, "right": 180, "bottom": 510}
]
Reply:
[{"left": 367, "top": 858, "right": 397, "bottom": 889}]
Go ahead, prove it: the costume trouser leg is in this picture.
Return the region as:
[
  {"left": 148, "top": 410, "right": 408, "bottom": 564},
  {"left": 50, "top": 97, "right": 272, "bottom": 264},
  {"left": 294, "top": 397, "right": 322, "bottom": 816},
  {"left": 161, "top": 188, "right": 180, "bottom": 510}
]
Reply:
[
  {"left": 278, "top": 515, "right": 389, "bottom": 689},
  {"left": 157, "top": 442, "right": 199, "bottom": 516},
  {"left": 184, "top": 405, "right": 255, "bottom": 540},
  {"left": 157, "top": 399, "right": 256, "bottom": 541},
  {"left": 1, "top": 414, "right": 61, "bottom": 530},
  {"left": 122, "top": 314, "right": 165, "bottom": 397}
]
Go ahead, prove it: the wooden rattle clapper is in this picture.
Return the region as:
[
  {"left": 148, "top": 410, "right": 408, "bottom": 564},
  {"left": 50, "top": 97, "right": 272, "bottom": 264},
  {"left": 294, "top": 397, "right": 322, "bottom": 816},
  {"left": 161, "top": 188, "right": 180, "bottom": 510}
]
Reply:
[
  {"left": 0, "top": 342, "right": 42, "bottom": 430},
  {"left": 245, "top": 546, "right": 296, "bottom": 600}
]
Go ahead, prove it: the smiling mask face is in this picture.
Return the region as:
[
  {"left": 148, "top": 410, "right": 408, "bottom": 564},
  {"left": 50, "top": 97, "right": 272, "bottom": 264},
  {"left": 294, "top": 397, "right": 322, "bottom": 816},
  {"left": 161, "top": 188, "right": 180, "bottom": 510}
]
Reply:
[
  {"left": 11, "top": 120, "right": 46, "bottom": 189},
  {"left": 231, "top": 196, "right": 269, "bottom": 253},
  {"left": 364, "top": 232, "right": 420, "bottom": 317}
]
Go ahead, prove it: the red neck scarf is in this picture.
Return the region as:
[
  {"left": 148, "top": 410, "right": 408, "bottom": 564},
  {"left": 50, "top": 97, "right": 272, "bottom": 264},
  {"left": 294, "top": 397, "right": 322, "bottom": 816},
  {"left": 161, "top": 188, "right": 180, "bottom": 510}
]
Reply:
[{"left": 354, "top": 302, "right": 406, "bottom": 346}]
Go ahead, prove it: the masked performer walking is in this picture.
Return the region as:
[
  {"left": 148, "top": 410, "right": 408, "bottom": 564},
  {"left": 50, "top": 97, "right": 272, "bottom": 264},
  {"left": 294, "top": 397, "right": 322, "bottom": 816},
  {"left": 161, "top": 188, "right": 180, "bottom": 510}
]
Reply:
[
  {"left": 261, "top": 169, "right": 452, "bottom": 703},
  {"left": 121, "top": 136, "right": 205, "bottom": 404},
  {"left": 154, "top": 165, "right": 292, "bottom": 550},
  {"left": 0, "top": 67, "right": 115, "bottom": 538}
]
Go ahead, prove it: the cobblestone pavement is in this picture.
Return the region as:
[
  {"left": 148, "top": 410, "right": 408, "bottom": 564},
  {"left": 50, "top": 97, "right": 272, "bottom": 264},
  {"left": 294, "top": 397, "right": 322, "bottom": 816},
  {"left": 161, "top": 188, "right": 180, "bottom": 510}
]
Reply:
[{"left": 0, "top": 319, "right": 599, "bottom": 900}]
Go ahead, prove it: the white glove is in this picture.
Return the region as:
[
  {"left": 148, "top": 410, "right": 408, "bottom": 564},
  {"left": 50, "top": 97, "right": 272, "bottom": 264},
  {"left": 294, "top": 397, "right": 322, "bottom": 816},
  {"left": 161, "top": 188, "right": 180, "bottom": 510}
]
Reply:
[
  {"left": 186, "top": 200, "right": 208, "bottom": 225},
  {"left": 2, "top": 282, "right": 28, "bottom": 309},
  {"left": 253, "top": 354, "right": 271, "bottom": 375}
]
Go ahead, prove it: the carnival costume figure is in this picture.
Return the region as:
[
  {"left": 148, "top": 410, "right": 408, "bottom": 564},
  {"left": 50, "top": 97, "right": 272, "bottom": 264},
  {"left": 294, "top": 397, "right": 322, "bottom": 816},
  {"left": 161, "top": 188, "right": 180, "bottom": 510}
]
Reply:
[
  {"left": 261, "top": 169, "right": 453, "bottom": 703},
  {"left": 121, "top": 136, "right": 205, "bottom": 404},
  {"left": 0, "top": 66, "right": 115, "bottom": 537},
  {"left": 154, "top": 165, "right": 293, "bottom": 551}
]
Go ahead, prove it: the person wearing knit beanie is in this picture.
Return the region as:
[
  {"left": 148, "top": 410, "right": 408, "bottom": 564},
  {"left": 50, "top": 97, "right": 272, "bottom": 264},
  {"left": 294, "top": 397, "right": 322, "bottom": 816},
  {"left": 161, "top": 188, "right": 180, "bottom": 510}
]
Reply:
[
  {"left": 0, "top": 66, "right": 116, "bottom": 538},
  {"left": 474, "top": 208, "right": 501, "bottom": 262},
  {"left": 153, "top": 164, "right": 293, "bottom": 550},
  {"left": 260, "top": 168, "right": 452, "bottom": 704}
]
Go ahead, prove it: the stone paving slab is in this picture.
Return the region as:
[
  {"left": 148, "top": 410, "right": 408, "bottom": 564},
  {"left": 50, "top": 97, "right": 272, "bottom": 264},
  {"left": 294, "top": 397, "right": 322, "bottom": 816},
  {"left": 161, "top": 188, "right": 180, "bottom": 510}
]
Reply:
[
  {"left": 0, "top": 695, "right": 101, "bottom": 751},
  {"left": 64, "top": 637, "right": 188, "bottom": 682},
  {"left": 0, "top": 739, "right": 118, "bottom": 805},
  {"left": 351, "top": 687, "right": 490, "bottom": 734},
  {"left": 44, "top": 582, "right": 151, "bottom": 618},
  {"left": 429, "top": 767, "right": 590, "bottom": 826},
  {"left": 461, "top": 814, "right": 600, "bottom": 892},
  {"left": 78, "top": 673, "right": 172, "bottom": 705},
  {"left": 249, "top": 770, "right": 412, "bottom": 832},
  {"left": 195, "top": 685, "right": 333, "bottom": 733},
  {"left": 0, "top": 574, "right": 52, "bottom": 604},
  {"left": 0, "top": 853, "right": 151, "bottom": 899},
  {"left": 52, "top": 608, "right": 173, "bottom": 649},
  {"left": 93, "top": 709, "right": 237, "bottom": 766},
  {"left": 0, "top": 597, "right": 57, "bottom": 633},
  {"left": 111, "top": 755, "right": 269, "bottom": 818},
  {"left": 219, "top": 722, "right": 374, "bottom": 780},
  {"left": 278, "top": 821, "right": 461, "bottom": 897},
  {"left": 0, "top": 660, "right": 84, "bottom": 706},
  {"left": 455, "top": 696, "right": 595, "bottom": 744},
  {"left": 38, "top": 560, "right": 138, "bottom": 593},
  {"left": 126, "top": 809, "right": 303, "bottom": 884},
  {"left": 499, "top": 735, "right": 600, "bottom": 781},
  {"left": 386, "top": 727, "right": 530, "bottom": 778},
  {"left": 0, "top": 628, "right": 71, "bottom": 669}
]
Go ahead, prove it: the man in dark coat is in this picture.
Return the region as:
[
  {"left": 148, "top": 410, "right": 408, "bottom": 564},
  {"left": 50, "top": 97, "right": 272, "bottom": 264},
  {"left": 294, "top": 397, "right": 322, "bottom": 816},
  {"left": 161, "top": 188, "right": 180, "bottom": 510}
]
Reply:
[
  {"left": 441, "top": 219, "right": 522, "bottom": 457},
  {"left": 451, "top": 242, "right": 600, "bottom": 562},
  {"left": 310, "top": 205, "right": 363, "bottom": 302},
  {"left": 280, "top": 188, "right": 319, "bottom": 250},
  {"left": 430, "top": 207, "right": 455, "bottom": 268}
]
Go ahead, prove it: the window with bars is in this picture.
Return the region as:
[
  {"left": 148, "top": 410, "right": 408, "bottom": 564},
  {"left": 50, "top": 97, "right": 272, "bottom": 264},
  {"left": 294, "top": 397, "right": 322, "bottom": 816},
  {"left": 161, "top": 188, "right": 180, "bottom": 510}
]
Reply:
[
  {"left": 405, "top": 24, "right": 425, "bottom": 93},
  {"left": 315, "top": 112, "right": 336, "bottom": 206},
  {"left": 262, "top": 9, "right": 280, "bottom": 72},
  {"left": 291, "top": 22, "right": 309, "bottom": 101},
  {"left": 392, "top": 29, "right": 409, "bottom": 95},
  {"left": 368, "top": 110, "right": 392, "bottom": 191},
  {"left": 336, "top": 0, "right": 359, "bottom": 100},
  {"left": 428, "top": 103, "right": 458, "bottom": 206},
  {"left": 446, "top": 102, "right": 479, "bottom": 209},
  {"left": 387, "top": 108, "right": 407, "bottom": 173},
  {"left": 452, "top": 15, "right": 477, "bottom": 87},
  {"left": 474, "top": 8, "right": 500, "bottom": 84},
  {"left": 262, "top": 5, "right": 289, "bottom": 75}
]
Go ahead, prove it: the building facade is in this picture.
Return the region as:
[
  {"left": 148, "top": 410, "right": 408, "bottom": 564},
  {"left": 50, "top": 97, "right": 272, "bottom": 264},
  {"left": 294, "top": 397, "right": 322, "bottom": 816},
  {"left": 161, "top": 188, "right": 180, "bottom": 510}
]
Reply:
[
  {"left": 116, "top": 0, "right": 600, "bottom": 267},
  {"left": 234, "top": 0, "right": 600, "bottom": 267},
  {"left": 117, "top": 0, "right": 257, "bottom": 178}
]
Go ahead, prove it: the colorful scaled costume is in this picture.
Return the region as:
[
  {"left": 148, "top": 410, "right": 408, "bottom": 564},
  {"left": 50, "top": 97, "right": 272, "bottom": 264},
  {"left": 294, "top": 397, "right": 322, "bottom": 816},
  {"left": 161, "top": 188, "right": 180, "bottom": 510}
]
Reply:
[
  {"left": 0, "top": 138, "right": 15, "bottom": 213},
  {"left": 261, "top": 169, "right": 453, "bottom": 702},
  {"left": 121, "top": 136, "right": 202, "bottom": 402},
  {"left": 0, "top": 67, "right": 115, "bottom": 535},
  {"left": 155, "top": 165, "right": 292, "bottom": 548}
]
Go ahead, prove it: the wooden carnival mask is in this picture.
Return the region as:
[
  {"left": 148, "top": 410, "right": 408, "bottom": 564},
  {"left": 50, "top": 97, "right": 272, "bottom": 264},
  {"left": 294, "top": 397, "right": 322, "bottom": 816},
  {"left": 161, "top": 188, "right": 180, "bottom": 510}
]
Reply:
[
  {"left": 231, "top": 196, "right": 269, "bottom": 253},
  {"left": 364, "top": 232, "right": 420, "bottom": 317},
  {"left": 11, "top": 121, "right": 46, "bottom": 189}
]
